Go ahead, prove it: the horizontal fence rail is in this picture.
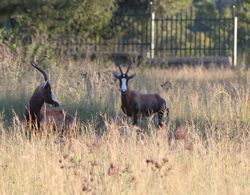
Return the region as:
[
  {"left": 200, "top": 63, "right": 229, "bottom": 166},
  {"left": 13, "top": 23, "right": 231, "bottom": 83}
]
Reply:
[
  {"left": 153, "top": 16, "right": 234, "bottom": 57},
  {"left": 52, "top": 11, "right": 249, "bottom": 62}
]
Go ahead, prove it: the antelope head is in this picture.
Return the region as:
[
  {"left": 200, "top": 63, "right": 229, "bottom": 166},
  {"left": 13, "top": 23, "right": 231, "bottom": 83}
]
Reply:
[
  {"left": 113, "top": 64, "right": 136, "bottom": 95},
  {"left": 31, "top": 61, "right": 59, "bottom": 107}
]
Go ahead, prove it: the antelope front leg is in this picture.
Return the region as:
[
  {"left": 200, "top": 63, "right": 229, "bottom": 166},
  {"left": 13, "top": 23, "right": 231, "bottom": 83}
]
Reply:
[
  {"left": 133, "top": 115, "right": 138, "bottom": 125},
  {"left": 132, "top": 112, "right": 138, "bottom": 125}
]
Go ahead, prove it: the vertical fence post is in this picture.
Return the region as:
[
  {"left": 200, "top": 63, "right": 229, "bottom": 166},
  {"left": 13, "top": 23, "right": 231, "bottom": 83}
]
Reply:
[
  {"left": 233, "top": 5, "right": 238, "bottom": 66},
  {"left": 150, "top": 1, "right": 155, "bottom": 59}
]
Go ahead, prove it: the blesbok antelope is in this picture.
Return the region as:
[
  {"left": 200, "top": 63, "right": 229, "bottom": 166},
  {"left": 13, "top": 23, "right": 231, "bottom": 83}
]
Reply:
[
  {"left": 113, "top": 64, "right": 169, "bottom": 127},
  {"left": 24, "top": 61, "right": 76, "bottom": 134}
]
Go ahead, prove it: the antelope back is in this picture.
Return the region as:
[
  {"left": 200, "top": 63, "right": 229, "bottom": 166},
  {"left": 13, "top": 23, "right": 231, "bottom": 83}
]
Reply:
[{"left": 40, "top": 106, "right": 76, "bottom": 133}]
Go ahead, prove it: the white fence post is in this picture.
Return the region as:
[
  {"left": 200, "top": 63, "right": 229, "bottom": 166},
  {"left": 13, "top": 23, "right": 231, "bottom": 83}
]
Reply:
[
  {"left": 150, "top": 1, "right": 155, "bottom": 59},
  {"left": 233, "top": 5, "right": 238, "bottom": 66}
]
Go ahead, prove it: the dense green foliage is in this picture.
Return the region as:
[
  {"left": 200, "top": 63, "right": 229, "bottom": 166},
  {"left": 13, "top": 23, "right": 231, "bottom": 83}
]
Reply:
[
  {"left": 115, "top": 0, "right": 192, "bottom": 16},
  {"left": 0, "top": 0, "right": 192, "bottom": 40},
  {"left": 0, "top": 0, "right": 116, "bottom": 41},
  {"left": 0, "top": 0, "right": 249, "bottom": 63}
]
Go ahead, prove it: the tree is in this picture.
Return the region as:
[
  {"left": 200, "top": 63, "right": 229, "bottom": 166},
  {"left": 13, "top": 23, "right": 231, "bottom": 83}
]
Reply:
[
  {"left": 153, "top": 0, "right": 192, "bottom": 16},
  {"left": 115, "top": 0, "right": 192, "bottom": 16},
  {"left": 0, "top": 0, "right": 117, "bottom": 41}
]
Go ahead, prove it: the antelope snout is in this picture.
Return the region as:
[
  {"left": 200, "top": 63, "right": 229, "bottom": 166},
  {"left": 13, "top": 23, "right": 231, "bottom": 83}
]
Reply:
[{"left": 121, "top": 89, "right": 127, "bottom": 95}]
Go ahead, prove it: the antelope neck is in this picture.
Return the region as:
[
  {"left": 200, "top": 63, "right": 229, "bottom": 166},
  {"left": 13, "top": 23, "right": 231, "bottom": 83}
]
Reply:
[
  {"left": 121, "top": 88, "right": 131, "bottom": 104},
  {"left": 27, "top": 94, "right": 44, "bottom": 120}
]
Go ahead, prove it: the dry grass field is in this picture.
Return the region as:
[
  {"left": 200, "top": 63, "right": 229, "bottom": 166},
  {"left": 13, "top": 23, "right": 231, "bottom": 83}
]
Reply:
[{"left": 0, "top": 53, "right": 249, "bottom": 194}]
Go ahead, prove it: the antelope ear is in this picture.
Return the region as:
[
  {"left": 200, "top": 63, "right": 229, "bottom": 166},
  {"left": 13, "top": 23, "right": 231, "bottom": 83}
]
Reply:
[
  {"left": 113, "top": 72, "right": 119, "bottom": 81},
  {"left": 128, "top": 74, "right": 136, "bottom": 80}
]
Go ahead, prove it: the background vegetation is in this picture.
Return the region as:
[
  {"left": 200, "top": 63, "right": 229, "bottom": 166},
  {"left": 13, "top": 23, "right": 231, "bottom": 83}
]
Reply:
[
  {"left": 0, "top": 1, "right": 249, "bottom": 194},
  {"left": 0, "top": 0, "right": 249, "bottom": 64}
]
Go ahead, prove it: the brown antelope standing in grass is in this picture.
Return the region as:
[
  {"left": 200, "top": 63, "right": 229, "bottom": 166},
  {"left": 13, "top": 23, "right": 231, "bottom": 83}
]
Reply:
[
  {"left": 24, "top": 61, "right": 76, "bottom": 135},
  {"left": 113, "top": 64, "right": 169, "bottom": 127}
]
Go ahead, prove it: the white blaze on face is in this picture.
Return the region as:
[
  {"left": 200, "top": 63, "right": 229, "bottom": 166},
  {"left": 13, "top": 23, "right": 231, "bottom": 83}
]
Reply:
[{"left": 121, "top": 78, "right": 127, "bottom": 92}]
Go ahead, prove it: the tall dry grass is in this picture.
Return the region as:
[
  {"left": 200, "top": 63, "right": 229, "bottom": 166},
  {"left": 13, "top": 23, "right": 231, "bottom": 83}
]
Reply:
[{"left": 0, "top": 56, "right": 249, "bottom": 194}]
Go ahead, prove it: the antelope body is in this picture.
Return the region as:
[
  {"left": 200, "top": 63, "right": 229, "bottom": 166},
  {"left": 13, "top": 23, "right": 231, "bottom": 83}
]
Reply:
[
  {"left": 25, "top": 61, "right": 75, "bottom": 133},
  {"left": 113, "top": 64, "right": 169, "bottom": 127}
]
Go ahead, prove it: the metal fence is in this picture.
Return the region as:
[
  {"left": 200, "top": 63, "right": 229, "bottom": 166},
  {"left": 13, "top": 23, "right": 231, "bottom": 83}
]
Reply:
[
  {"left": 153, "top": 15, "right": 234, "bottom": 57},
  {"left": 54, "top": 9, "right": 249, "bottom": 64}
]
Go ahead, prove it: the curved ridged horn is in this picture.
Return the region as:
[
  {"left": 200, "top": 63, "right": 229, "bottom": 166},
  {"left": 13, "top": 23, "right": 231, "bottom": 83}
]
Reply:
[
  {"left": 31, "top": 61, "right": 48, "bottom": 81},
  {"left": 118, "top": 64, "right": 123, "bottom": 75},
  {"left": 125, "top": 63, "right": 131, "bottom": 75}
]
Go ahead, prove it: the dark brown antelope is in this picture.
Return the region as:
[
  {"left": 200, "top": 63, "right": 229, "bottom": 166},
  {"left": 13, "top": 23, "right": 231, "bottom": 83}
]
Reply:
[
  {"left": 24, "top": 61, "right": 76, "bottom": 134},
  {"left": 113, "top": 64, "right": 169, "bottom": 127}
]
